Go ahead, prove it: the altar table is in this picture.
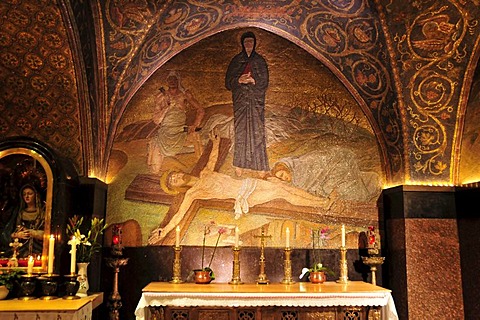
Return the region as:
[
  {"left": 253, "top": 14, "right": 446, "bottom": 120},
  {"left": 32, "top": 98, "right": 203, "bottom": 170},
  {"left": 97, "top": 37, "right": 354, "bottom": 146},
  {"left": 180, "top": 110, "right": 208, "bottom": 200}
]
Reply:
[
  {"left": 135, "top": 282, "right": 398, "bottom": 320},
  {"left": 0, "top": 292, "right": 103, "bottom": 320}
]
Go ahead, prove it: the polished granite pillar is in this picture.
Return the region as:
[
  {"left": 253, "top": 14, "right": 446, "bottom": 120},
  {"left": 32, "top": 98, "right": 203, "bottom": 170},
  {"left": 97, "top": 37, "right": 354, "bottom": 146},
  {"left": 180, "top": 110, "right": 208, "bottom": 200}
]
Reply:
[
  {"left": 456, "top": 185, "right": 480, "bottom": 320},
  {"left": 382, "top": 185, "right": 463, "bottom": 320}
]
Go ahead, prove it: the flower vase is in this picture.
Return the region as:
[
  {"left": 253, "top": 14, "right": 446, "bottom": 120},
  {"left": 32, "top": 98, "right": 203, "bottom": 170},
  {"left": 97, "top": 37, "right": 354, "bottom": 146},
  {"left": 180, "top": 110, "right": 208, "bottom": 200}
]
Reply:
[
  {"left": 194, "top": 270, "right": 212, "bottom": 284},
  {"left": 308, "top": 271, "right": 326, "bottom": 284},
  {"left": 76, "top": 262, "right": 90, "bottom": 297}
]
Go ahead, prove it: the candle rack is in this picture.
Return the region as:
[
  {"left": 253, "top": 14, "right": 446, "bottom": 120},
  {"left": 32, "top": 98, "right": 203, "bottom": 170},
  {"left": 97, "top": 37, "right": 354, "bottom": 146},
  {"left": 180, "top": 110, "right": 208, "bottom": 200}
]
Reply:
[
  {"left": 170, "top": 245, "right": 183, "bottom": 283},
  {"left": 336, "top": 246, "right": 349, "bottom": 284},
  {"left": 229, "top": 246, "right": 243, "bottom": 285},
  {"left": 281, "top": 247, "right": 295, "bottom": 284}
]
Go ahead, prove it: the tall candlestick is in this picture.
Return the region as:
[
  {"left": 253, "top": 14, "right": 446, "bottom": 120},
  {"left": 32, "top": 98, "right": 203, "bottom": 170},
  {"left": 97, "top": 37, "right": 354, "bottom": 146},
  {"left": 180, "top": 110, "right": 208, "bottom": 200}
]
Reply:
[
  {"left": 285, "top": 227, "right": 290, "bottom": 248},
  {"left": 175, "top": 226, "right": 180, "bottom": 247},
  {"left": 27, "top": 256, "right": 34, "bottom": 275},
  {"left": 235, "top": 227, "right": 239, "bottom": 247},
  {"left": 48, "top": 234, "right": 55, "bottom": 274},
  {"left": 70, "top": 236, "right": 77, "bottom": 274},
  {"left": 341, "top": 224, "right": 346, "bottom": 247}
]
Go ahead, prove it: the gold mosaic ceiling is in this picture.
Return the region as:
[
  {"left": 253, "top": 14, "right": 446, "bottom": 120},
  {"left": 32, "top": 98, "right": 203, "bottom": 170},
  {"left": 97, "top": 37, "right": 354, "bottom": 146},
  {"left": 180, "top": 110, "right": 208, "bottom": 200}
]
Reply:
[{"left": 0, "top": 0, "right": 82, "bottom": 171}]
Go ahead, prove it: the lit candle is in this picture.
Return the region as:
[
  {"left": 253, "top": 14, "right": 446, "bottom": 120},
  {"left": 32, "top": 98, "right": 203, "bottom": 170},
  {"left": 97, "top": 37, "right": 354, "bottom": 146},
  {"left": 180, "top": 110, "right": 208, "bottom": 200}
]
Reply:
[
  {"left": 175, "top": 226, "right": 180, "bottom": 247},
  {"left": 70, "top": 236, "right": 77, "bottom": 274},
  {"left": 112, "top": 225, "right": 121, "bottom": 246},
  {"left": 48, "top": 234, "right": 55, "bottom": 274},
  {"left": 27, "top": 256, "right": 34, "bottom": 275},
  {"left": 286, "top": 227, "right": 290, "bottom": 248},
  {"left": 235, "top": 227, "right": 239, "bottom": 247},
  {"left": 341, "top": 224, "right": 346, "bottom": 247}
]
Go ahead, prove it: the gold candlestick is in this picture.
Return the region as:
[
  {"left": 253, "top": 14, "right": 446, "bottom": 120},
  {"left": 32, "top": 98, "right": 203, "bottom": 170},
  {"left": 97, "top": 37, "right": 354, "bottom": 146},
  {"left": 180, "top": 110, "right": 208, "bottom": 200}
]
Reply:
[
  {"left": 255, "top": 227, "right": 271, "bottom": 284},
  {"left": 281, "top": 247, "right": 295, "bottom": 284},
  {"left": 170, "top": 245, "right": 183, "bottom": 283},
  {"left": 229, "top": 246, "right": 243, "bottom": 284},
  {"left": 105, "top": 256, "right": 129, "bottom": 320},
  {"left": 337, "top": 246, "right": 349, "bottom": 284}
]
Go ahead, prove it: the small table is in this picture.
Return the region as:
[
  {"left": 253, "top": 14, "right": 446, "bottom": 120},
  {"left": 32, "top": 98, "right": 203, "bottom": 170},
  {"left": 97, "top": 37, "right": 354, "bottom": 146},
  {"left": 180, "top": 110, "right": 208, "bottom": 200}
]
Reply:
[
  {"left": 0, "top": 292, "right": 103, "bottom": 320},
  {"left": 135, "top": 282, "right": 398, "bottom": 320}
]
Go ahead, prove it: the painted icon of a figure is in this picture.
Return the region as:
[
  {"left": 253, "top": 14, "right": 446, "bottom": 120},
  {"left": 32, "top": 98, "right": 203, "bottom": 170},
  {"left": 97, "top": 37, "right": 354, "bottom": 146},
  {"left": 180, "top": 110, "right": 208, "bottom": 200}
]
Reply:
[
  {"left": 147, "top": 71, "right": 205, "bottom": 174},
  {"left": 7, "top": 184, "right": 45, "bottom": 257},
  {"left": 225, "top": 31, "right": 270, "bottom": 178}
]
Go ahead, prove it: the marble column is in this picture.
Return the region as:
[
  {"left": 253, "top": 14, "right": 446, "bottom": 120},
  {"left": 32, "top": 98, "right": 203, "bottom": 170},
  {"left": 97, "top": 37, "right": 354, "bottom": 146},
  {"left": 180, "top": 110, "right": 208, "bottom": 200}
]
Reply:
[{"left": 382, "top": 185, "right": 463, "bottom": 320}]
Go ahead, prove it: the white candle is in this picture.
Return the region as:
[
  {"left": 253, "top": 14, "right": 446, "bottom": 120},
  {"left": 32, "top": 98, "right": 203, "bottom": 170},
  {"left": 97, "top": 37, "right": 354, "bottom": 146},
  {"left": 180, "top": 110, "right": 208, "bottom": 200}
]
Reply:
[
  {"left": 70, "top": 236, "right": 77, "bottom": 274},
  {"left": 48, "top": 234, "right": 55, "bottom": 274},
  {"left": 286, "top": 227, "right": 290, "bottom": 248},
  {"left": 341, "top": 224, "right": 346, "bottom": 247},
  {"left": 235, "top": 227, "right": 239, "bottom": 247},
  {"left": 27, "top": 256, "right": 34, "bottom": 275},
  {"left": 175, "top": 226, "right": 180, "bottom": 247}
]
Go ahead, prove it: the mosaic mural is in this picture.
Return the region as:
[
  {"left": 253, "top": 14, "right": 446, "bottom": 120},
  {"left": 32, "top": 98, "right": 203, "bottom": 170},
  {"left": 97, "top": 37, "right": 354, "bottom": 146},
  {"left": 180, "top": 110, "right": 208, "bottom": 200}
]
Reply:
[
  {"left": 0, "top": 0, "right": 83, "bottom": 172},
  {"left": 100, "top": 0, "right": 402, "bottom": 184},
  {"left": 107, "top": 29, "right": 384, "bottom": 248},
  {"left": 383, "top": 0, "right": 479, "bottom": 183}
]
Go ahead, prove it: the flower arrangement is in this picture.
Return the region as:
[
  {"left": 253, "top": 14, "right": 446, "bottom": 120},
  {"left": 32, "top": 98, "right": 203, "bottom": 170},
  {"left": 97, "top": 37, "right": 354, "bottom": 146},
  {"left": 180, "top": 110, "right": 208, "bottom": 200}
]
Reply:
[
  {"left": 0, "top": 268, "right": 24, "bottom": 291},
  {"left": 66, "top": 215, "right": 107, "bottom": 263},
  {"left": 197, "top": 221, "right": 227, "bottom": 280},
  {"left": 300, "top": 228, "right": 335, "bottom": 280}
]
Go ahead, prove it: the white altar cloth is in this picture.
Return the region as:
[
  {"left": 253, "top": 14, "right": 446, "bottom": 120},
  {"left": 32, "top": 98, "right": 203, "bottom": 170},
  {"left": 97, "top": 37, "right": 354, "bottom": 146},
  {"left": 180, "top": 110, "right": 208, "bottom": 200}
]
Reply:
[{"left": 135, "top": 281, "right": 398, "bottom": 320}]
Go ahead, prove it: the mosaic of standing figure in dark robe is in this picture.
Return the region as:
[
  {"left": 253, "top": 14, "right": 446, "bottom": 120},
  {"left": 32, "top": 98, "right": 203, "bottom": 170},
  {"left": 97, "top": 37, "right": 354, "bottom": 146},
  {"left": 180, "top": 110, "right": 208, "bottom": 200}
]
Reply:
[{"left": 225, "top": 31, "right": 270, "bottom": 178}]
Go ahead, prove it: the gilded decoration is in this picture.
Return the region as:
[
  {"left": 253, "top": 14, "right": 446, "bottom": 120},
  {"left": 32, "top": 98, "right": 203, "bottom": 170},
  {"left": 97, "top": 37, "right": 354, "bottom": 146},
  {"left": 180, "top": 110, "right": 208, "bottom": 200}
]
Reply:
[
  {"left": 109, "top": 29, "right": 385, "bottom": 247},
  {"left": 386, "top": 0, "right": 479, "bottom": 182},
  {"left": 0, "top": 0, "right": 82, "bottom": 171},
  {"left": 101, "top": 0, "right": 401, "bottom": 183},
  {"left": 1, "top": 0, "right": 479, "bottom": 186}
]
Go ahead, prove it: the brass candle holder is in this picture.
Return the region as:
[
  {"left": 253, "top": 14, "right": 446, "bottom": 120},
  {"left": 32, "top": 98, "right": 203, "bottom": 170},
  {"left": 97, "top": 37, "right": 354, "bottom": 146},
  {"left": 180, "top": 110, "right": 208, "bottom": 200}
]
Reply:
[
  {"left": 106, "top": 243, "right": 129, "bottom": 320},
  {"left": 281, "top": 247, "right": 295, "bottom": 284},
  {"left": 336, "top": 246, "right": 349, "bottom": 284},
  {"left": 170, "top": 245, "right": 183, "bottom": 283},
  {"left": 255, "top": 227, "right": 271, "bottom": 284},
  {"left": 256, "top": 251, "right": 269, "bottom": 284},
  {"left": 229, "top": 246, "right": 243, "bottom": 284},
  {"left": 361, "top": 247, "right": 385, "bottom": 286}
]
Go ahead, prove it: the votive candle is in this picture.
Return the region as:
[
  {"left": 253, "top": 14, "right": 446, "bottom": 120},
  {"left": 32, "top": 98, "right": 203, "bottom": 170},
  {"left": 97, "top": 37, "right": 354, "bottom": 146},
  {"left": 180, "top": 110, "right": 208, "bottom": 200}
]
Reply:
[
  {"left": 27, "top": 256, "right": 34, "bottom": 275},
  {"left": 70, "top": 236, "right": 77, "bottom": 274},
  {"left": 112, "top": 224, "right": 122, "bottom": 246},
  {"left": 341, "top": 224, "right": 346, "bottom": 247},
  {"left": 48, "top": 234, "right": 55, "bottom": 274},
  {"left": 286, "top": 227, "right": 290, "bottom": 248},
  {"left": 175, "top": 225, "right": 180, "bottom": 247},
  {"left": 235, "top": 227, "right": 239, "bottom": 247}
]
